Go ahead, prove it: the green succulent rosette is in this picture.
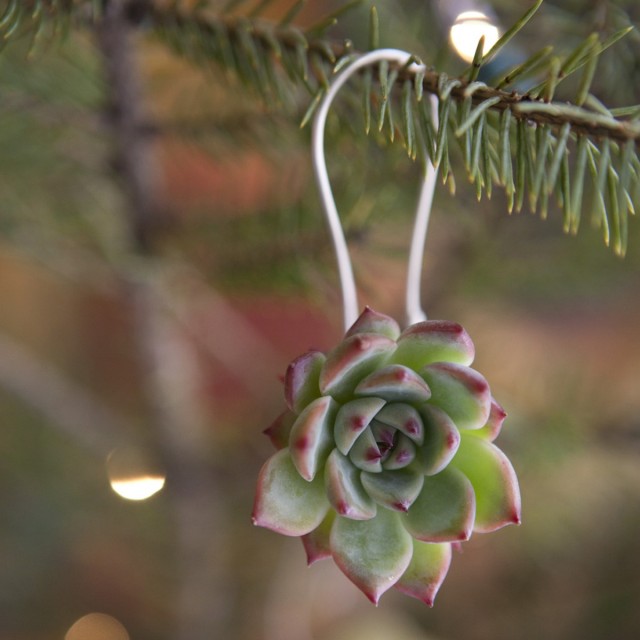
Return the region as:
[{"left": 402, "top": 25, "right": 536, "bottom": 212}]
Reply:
[{"left": 253, "top": 307, "right": 521, "bottom": 605}]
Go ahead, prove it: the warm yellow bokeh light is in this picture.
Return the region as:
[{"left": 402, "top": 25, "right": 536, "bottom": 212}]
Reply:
[
  {"left": 110, "top": 475, "right": 166, "bottom": 500},
  {"left": 65, "top": 613, "right": 130, "bottom": 640},
  {"left": 106, "top": 447, "right": 166, "bottom": 501},
  {"left": 449, "top": 11, "right": 501, "bottom": 63}
]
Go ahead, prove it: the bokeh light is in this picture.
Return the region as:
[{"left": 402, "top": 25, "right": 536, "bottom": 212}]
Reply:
[
  {"left": 107, "top": 447, "right": 166, "bottom": 501},
  {"left": 65, "top": 613, "right": 130, "bottom": 640},
  {"left": 449, "top": 11, "right": 501, "bottom": 63}
]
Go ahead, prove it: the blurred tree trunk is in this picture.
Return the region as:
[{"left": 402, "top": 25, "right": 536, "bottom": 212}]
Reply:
[{"left": 96, "top": 1, "right": 230, "bottom": 637}]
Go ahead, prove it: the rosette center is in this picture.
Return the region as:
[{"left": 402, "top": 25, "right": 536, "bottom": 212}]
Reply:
[{"left": 333, "top": 400, "right": 425, "bottom": 474}]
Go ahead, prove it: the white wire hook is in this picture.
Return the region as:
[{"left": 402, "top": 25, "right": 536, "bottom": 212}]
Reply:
[{"left": 311, "top": 48, "right": 439, "bottom": 332}]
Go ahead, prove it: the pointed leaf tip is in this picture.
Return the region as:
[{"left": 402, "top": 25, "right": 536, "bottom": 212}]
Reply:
[
  {"left": 452, "top": 435, "right": 521, "bottom": 533},
  {"left": 346, "top": 307, "right": 401, "bottom": 340},
  {"left": 392, "top": 320, "right": 475, "bottom": 369},
  {"left": 289, "top": 396, "right": 337, "bottom": 481},
  {"left": 415, "top": 404, "right": 460, "bottom": 475},
  {"left": 355, "top": 364, "right": 432, "bottom": 403},
  {"left": 421, "top": 362, "right": 491, "bottom": 431},
  {"left": 361, "top": 467, "right": 424, "bottom": 513},
  {"left": 404, "top": 466, "right": 476, "bottom": 543},
  {"left": 285, "top": 350, "right": 326, "bottom": 413},
  {"left": 325, "top": 448, "right": 377, "bottom": 520},
  {"left": 472, "top": 398, "right": 507, "bottom": 441},
  {"left": 348, "top": 427, "right": 383, "bottom": 473},
  {"left": 253, "top": 449, "right": 330, "bottom": 536},
  {"left": 302, "top": 511, "right": 335, "bottom": 565},
  {"left": 376, "top": 402, "right": 425, "bottom": 446},
  {"left": 395, "top": 540, "right": 452, "bottom": 606},
  {"left": 334, "top": 397, "right": 386, "bottom": 455},
  {"left": 382, "top": 433, "right": 417, "bottom": 470},
  {"left": 331, "top": 508, "right": 413, "bottom": 604},
  {"left": 263, "top": 410, "right": 296, "bottom": 449},
  {"left": 320, "top": 333, "right": 396, "bottom": 400}
]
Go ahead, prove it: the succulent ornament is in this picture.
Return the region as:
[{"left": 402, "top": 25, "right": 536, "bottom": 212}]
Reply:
[
  {"left": 254, "top": 48, "right": 521, "bottom": 606},
  {"left": 253, "top": 307, "right": 521, "bottom": 606}
]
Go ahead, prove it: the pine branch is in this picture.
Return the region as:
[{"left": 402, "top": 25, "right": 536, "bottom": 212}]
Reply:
[
  {"left": 138, "top": 5, "right": 640, "bottom": 139},
  {"left": 5, "top": 0, "right": 640, "bottom": 254},
  {"left": 10, "top": 1, "right": 639, "bottom": 142},
  {"left": 121, "top": 1, "right": 640, "bottom": 255}
]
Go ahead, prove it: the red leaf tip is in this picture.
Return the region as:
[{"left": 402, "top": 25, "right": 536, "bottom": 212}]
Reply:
[
  {"left": 366, "top": 447, "right": 382, "bottom": 462},
  {"left": 492, "top": 399, "right": 507, "bottom": 420},
  {"left": 446, "top": 431, "right": 460, "bottom": 449},
  {"left": 336, "top": 500, "right": 357, "bottom": 517},
  {"left": 304, "top": 549, "right": 329, "bottom": 566},
  {"left": 394, "top": 368, "right": 410, "bottom": 382},
  {"left": 405, "top": 419, "right": 419, "bottom": 434},
  {"left": 353, "top": 335, "right": 372, "bottom": 351}
]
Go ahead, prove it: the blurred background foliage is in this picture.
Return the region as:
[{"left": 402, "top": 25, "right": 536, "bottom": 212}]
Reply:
[{"left": 0, "top": 1, "right": 639, "bottom": 639}]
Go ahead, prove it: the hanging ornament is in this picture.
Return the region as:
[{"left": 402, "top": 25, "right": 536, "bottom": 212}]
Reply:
[{"left": 253, "top": 50, "right": 521, "bottom": 606}]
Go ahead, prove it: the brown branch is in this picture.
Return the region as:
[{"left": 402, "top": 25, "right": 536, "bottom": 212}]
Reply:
[
  {"left": 144, "top": 3, "right": 640, "bottom": 146},
  {"left": 96, "top": 2, "right": 231, "bottom": 637},
  {"left": 96, "top": 0, "right": 167, "bottom": 253},
  {"left": 14, "top": 1, "right": 640, "bottom": 146}
]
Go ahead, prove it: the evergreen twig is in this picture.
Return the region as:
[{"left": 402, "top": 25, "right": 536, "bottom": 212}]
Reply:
[{"left": 6, "top": 0, "right": 640, "bottom": 255}]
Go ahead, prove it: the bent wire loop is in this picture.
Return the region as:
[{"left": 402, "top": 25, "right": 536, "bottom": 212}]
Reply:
[{"left": 311, "top": 48, "right": 439, "bottom": 332}]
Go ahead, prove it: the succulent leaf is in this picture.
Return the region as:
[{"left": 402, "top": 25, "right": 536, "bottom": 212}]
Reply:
[
  {"left": 421, "top": 362, "right": 491, "bottom": 430},
  {"left": 391, "top": 320, "right": 475, "bottom": 369},
  {"left": 472, "top": 398, "right": 507, "bottom": 441},
  {"left": 325, "top": 448, "right": 377, "bottom": 520},
  {"left": 252, "top": 449, "right": 330, "bottom": 536},
  {"left": 289, "top": 396, "right": 337, "bottom": 481},
  {"left": 361, "top": 468, "right": 424, "bottom": 512},
  {"left": 334, "top": 397, "right": 386, "bottom": 455},
  {"left": 331, "top": 507, "right": 413, "bottom": 604},
  {"left": 302, "top": 510, "right": 336, "bottom": 565},
  {"left": 354, "top": 364, "right": 432, "bottom": 403},
  {"left": 263, "top": 410, "right": 296, "bottom": 450},
  {"left": 349, "top": 427, "right": 383, "bottom": 473},
  {"left": 285, "top": 350, "right": 326, "bottom": 413},
  {"left": 452, "top": 435, "right": 521, "bottom": 532},
  {"left": 319, "top": 333, "right": 396, "bottom": 400},
  {"left": 414, "top": 404, "right": 460, "bottom": 475},
  {"left": 382, "top": 433, "right": 417, "bottom": 470},
  {"left": 395, "top": 540, "right": 452, "bottom": 606},
  {"left": 370, "top": 420, "right": 397, "bottom": 453},
  {"left": 345, "top": 306, "right": 402, "bottom": 340},
  {"left": 404, "top": 467, "right": 476, "bottom": 542},
  {"left": 375, "top": 403, "right": 424, "bottom": 445},
  {"left": 255, "top": 307, "right": 520, "bottom": 606}
]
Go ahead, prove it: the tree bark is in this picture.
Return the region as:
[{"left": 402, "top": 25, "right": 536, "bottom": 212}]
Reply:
[{"left": 96, "top": 2, "right": 230, "bottom": 637}]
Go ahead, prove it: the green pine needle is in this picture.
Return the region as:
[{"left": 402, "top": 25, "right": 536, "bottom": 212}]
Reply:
[
  {"left": 369, "top": 6, "right": 379, "bottom": 51},
  {"left": 481, "top": 0, "right": 544, "bottom": 67},
  {"left": 3, "top": 0, "right": 640, "bottom": 256}
]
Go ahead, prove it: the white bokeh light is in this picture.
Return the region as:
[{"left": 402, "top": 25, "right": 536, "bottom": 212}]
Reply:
[
  {"left": 107, "top": 447, "right": 166, "bottom": 501},
  {"left": 450, "top": 11, "right": 501, "bottom": 63},
  {"left": 109, "top": 475, "right": 166, "bottom": 501}
]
